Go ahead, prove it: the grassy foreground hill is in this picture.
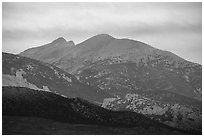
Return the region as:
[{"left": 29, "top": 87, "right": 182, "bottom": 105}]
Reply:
[{"left": 2, "top": 86, "right": 192, "bottom": 135}]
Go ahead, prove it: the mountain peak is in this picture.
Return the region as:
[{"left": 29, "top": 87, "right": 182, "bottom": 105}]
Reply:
[
  {"left": 94, "top": 34, "right": 114, "bottom": 39},
  {"left": 51, "top": 37, "right": 67, "bottom": 44}
]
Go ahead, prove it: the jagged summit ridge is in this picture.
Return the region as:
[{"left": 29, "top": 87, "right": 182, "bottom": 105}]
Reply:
[
  {"left": 51, "top": 37, "right": 67, "bottom": 44},
  {"left": 51, "top": 37, "right": 75, "bottom": 46},
  {"left": 67, "top": 40, "right": 75, "bottom": 46},
  {"left": 20, "top": 34, "right": 197, "bottom": 72}
]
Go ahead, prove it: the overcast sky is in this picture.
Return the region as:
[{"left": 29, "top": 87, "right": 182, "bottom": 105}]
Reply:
[{"left": 2, "top": 2, "right": 202, "bottom": 64}]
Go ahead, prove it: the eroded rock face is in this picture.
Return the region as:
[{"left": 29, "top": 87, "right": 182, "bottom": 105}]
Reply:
[
  {"left": 76, "top": 57, "right": 201, "bottom": 100},
  {"left": 101, "top": 93, "right": 202, "bottom": 132},
  {"left": 76, "top": 55, "right": 201, "bottom": 132}
]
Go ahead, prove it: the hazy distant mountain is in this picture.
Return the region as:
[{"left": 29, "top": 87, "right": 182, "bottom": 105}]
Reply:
[
  {"left": 2, "top": 52, "right": 110, "bottom": 104},
  {"left": 20, "top": 34, "right": 202, "bottom": 132},
  {"left": 3, "top": 86, "right": 189, "bottom": 135}
]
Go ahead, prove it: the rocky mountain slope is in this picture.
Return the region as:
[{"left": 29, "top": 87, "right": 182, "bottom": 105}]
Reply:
[
  {"left": 3, "top": 86, "right": 190, "bottom": 135},
  {"left": 20, "top": 34, "right": 202, "bottom": 100},
  {"left": 2, "top": 52, "right": 110, "bottom": 104},
  {"left": 19, "top": 34, "right": 202, "bottom": 132}
]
